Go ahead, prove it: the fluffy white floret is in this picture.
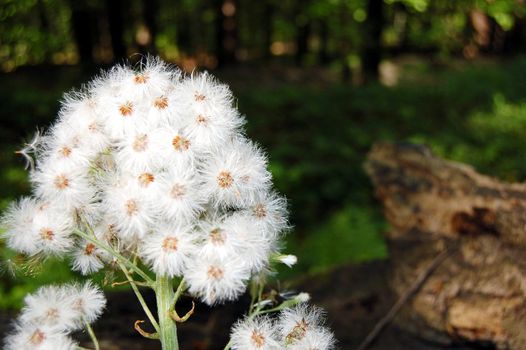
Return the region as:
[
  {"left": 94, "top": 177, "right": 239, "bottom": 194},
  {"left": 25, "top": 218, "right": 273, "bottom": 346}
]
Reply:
[
  {"left": 2, "top": 198, "right": 75, "bottom": 255},
  {"left": 102, "top": 173, "right": 155, "bottom": 239},
  {"left": 4, "top": 322, "right": 77, "bottom": 350},
  {"left": 201, "top": 137, "right": 271, "bottom": 208},
  {"left": 152, "top": 163, "right": 205, "bottom": 223},
  {"left": 114, "top": 129, "right": 166, "bottom": 173},
  {"left": 185, "top": 254, "right": 251, "bottom": 305},
  {"left": 20, "top": 285, "right": 77, "bottom": 331},
  {"left": 230, "top": 316, "right": 281, "bottom": 350},
  {"left": 67, "top": 281, "right": 106, "bottom": 327},
  {"left": 220, "top": 212, "right": 274, "bottom": 272},
  {"left": 287, "top": 327, "right": 336, "bottom": 350},
  {"left": 140, "top": 221, "right": 197, "bottom": 277},
  {"left": 278, "top": 305, "right": 328, "bottom": 346},
  {"left": 71, "top": 239, "right": 107, "bottom": 275},
  {"left": 245, "top": 191, "right": 288, "bottom": 238}
]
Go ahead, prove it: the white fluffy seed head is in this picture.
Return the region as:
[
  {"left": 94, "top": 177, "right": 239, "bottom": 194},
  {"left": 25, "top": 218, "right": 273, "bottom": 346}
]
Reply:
[
  {"left": 230, "top": 316, "right": 281, "bottom": 350},
  {"left": 4, "top": 322, "right": 77, "bottom": 350},
  {"left": 140, "top": 221, "right": 197, "bottom": 277},
  {"left": 185, "top": 254, "right": 251, "bottom": 305},
  {"left": 4, "top": 57, "right": 291, "bottom": 309}
]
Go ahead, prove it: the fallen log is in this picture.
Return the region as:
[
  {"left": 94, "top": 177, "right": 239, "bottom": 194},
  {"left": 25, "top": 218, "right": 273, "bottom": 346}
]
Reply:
[{"left": 364, "top": 143, "right": 526, "bottom": 350}]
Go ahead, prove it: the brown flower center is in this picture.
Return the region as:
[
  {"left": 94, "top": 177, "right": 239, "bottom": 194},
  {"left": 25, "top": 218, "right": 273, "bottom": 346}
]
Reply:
[
  {"left": 119, "top": 102, "right": 134, "bottom": 116},
  {"left": 138, "top": 172, "right": 155, "bottom": 187},
  {"left": 251, "top": 330, "right": 266, "bottom": 348},
  {"left": 209, "top": 228, "right": 225, "bottom": 245},
  {"left": 132, "top": 134, "right": 149, "bottom": 152},
  {"left": 134, "top": 73, "right": 149, "bottom": 84},
  {"left": 125, "top": 199, "right": 139, "bottom": 216},
  {"left": 194, "top": 92, "right": 206, "bottom": 101},
  {"left": 39, "top": 228, "right": 54, "bottom": 241},
  {"left": 29, "top": 329, "right": 46, "bottom": 345},
  {"left": 53, "top": 174, "right": 69, "bottom": 189},
  {"left": 45, "top": 308, "right": 59, "bottom": 321},
  {"left": 217, "top": 171, "right": 233, "bottom": 188},
  {"left": 154, "top": 96, "right": 169, "bottom": 109},
  {"left": 253, "top": 204, "right": 267, "bottom": 218},
  {"left": 170, "top": 183, "right": 186, "bottom": 198},
  {"left": 196, "top": 114, "right": 208, "bottom": 124},
  {"left": 84, "top": 243, "right": 95, "bottom": 255},
  {"left": 207, "top": 265, "right": 224, "bottom": 280},
  {"left": 172, "top": 135, "right": 190, "bottom": 151},
  {"left": 162, "top": 236, "right": 179, "bottom": 251},
  {"left": 58, "top": 146, "right": 72, "bottom": 158}
]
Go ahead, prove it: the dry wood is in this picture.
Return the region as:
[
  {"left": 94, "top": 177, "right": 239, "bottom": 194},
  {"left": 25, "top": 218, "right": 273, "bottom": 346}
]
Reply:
[{"left": 365, "top": 143, "right": 526, "bottom": 350}]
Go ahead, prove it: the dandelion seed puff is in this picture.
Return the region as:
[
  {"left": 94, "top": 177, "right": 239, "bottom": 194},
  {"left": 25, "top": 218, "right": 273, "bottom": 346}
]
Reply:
[
  {"left": 174, "top": 71, "right": 234, "bottom": 112},
  {"left": 98, "top": 93, "right": 148, "bottom": 139},
  {"left": 201, "top": 137, "right": 271, "bottom": 208},
  {"left": 20, "top": 285, "right": 77, "bottom": 331},
  {"left": 140, "top": 221, "right": 197, "bottom": 277},
  {"left": 147, "top": 90, "right": 181, "bottom": 128},
  {"left": 153, "top": 163, "right": 205, "bottom": 223},
  {"left": 2, "top": 197, "right": 41, "bottom": 254},
  {"left": 4, "top": 322, "right": 77, "bottom": 350},
  {"left": 245, "top": 191, "right": 288, "bottom": 238},
  {"left": 71, "top": 240, "right": 107, "bottom": 275},
  {"left": 2, "top": 198, "right": 75, "bottom": 255},
  {"left": 220, "top": 212, "right": 274, "bottom": 272},
  {"left": 287, "top": 327, "right": 336, "bottom": 350},
  {"left": 185, "top": 254, "right": 251, "bottom": 305},
  {"left": 230, "top": 316, "right": 281, "bottom": 350},
  {"left": 32, "top": 159, "right": 95, "bottom": 212},
  {"left": 67, "top": 281, "right": 106, "bottom": 327},
  {"left": 114, "top": 130, "right": 163, "bottom": 173},
  {"left": 56, "top": 94, "right": 110, "bottom": 156},
  {"left": 38, "top": 122, "right": 94, "bottom": 169},
  {"left": 182, "top": 105, "right": 245, "bottom": 151},
  {"left": 278, "top": 305, "right": 326, "bottom": 346},
  {"left": 151, "top": 127, "right": 198, "bottom": 166},
  {"left": 196, "top": 217, "right": 244, "bottom": 261},
  {"left": 121, "top": 58, "right": 179, "bottom": 102},
  {"left": 102, "top": 174, "right": 154, "bottom": 239}
]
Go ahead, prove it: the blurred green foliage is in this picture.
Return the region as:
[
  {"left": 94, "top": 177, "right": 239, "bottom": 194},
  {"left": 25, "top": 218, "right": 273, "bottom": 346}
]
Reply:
[{"left": 2, "top": 56, "right": 526, "bottom": 308}]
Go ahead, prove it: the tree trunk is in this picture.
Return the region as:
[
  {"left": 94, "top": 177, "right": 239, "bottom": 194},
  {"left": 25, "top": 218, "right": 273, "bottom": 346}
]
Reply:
[
  {"left": 215, "top": 0, "right": 238, "bottom": 67},
  {"left": 139, "top": 0, "right": 159, "bottom": 56},
  {"left": 294, "top": 2, "right": 311, "bottom": 67},
  {"left": 69, "top": 1, "right": 95, "bottom": 65},
  {"left": 364, "top": 143, "right": 526, "bottom": 350},
  {"left": 262, "top": 1, "right": 274, "bottom": 60},
  {"left": 106, "top": 0, "right": 127, "bottom": 62},
  {"left": 362, "top": 0, "right": 384, "bottom": 82}
]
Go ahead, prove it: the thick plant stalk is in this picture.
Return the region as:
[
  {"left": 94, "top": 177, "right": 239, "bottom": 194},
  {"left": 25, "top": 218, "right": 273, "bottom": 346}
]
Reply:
[{"left": 156, "top": 275, "right": 178, "bottom": 350}]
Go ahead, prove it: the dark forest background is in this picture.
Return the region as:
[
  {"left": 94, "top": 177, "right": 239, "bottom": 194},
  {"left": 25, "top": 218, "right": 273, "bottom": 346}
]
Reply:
[{"left": 2, "top": 0, "right": 526, "bottom": 311}]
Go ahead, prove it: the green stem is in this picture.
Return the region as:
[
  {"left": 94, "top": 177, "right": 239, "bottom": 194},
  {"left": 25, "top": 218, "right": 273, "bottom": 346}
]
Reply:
[
  {"left": 85, "top": 320, "right": 99, "bottom": 350},
  {"left": 170, "top": 278, "right": 186, "bottom": 310},
  {"left": 73, "top": 228, "right": 154, "bottom": 285},
  {"left": 117, "top": 261, "right": 160, "bottom": 332},
  {"left": 156, "top": 275, "right": 178, "bottom": 350}
]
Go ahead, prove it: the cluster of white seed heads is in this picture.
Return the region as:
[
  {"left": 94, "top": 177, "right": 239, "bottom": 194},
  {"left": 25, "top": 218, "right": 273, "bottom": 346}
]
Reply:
[{"left": 2, "top": 57, "right": 335, "bottom": 350}]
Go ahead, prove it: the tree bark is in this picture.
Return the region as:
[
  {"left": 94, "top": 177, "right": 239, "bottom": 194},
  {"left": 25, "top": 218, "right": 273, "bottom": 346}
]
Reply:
[
  {"left": 215, "top": 0, "right": 238, "bottom": 67},
  {"left": 106, "top": 0, "right": 127, "bottom": 62},
  {"left": 364, "top": 143, "right": 526, "bottom": 350},
  {"left": 362, "top": 0, "right": 384, "bottom": 82},
  {"left": 68, "top": 1, "right": 95, "bottom": 65}
]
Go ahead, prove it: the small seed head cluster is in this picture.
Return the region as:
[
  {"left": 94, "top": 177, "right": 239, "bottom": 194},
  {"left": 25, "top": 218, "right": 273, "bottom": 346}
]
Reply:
[
  {"left": 4, "top": 282, "right": 106, "bottom": 350},
  {"left": 230, "top": 304, "right": 336, "bottom": 350},
  {"left": 2, "top": 58, "right": 289, "bottom": 305}
]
